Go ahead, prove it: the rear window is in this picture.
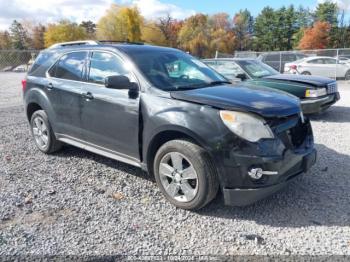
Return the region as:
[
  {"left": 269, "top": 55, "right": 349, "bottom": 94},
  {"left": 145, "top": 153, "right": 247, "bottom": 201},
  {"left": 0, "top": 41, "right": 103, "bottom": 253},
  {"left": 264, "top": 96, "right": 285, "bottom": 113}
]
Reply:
[
  {"left": 283, "top": 54, "right": 296, "bottom": 62},
  {"left": 205, "top": 60, "right": 245, "bottom": 79},
  {"left": 49, "top": 51, "right": 87, "bottom": 81},
  {"left": 263, "top": 54, "right": 280, "bottom": 62}
]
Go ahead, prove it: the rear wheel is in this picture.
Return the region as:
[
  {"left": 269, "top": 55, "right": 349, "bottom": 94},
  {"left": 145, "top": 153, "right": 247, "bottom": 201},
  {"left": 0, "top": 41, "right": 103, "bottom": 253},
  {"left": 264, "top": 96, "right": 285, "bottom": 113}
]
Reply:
[
  {"left": 30, "top": 110, "right": 62, "bottom": 154},
  {"left": 153, "top": 139, "right": 219, "bottom": 210}
]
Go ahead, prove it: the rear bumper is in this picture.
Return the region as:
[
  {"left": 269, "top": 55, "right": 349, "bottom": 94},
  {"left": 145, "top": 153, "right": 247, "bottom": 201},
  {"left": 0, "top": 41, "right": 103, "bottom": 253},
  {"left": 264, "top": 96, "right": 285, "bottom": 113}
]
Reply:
[
  {"left": 223, "top": 149, "right": 317, "bottom": 206},
  {"left": 301, "top": 92, "right": 340, "bottom": 114}
]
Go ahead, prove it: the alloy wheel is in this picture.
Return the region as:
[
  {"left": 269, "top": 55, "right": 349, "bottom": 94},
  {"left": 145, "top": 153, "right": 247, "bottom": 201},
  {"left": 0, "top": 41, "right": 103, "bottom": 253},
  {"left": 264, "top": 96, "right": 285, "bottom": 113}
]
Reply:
[
  {"left": 32, "top": 116, "right": 49, "bottom": 149},
  {"left": 159, "top": 152, "right": 199, "bottom": 203}
]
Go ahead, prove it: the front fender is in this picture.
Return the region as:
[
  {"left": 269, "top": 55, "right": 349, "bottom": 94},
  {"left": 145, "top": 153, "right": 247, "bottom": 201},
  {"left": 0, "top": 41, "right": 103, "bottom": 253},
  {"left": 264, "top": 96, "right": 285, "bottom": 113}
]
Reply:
[{"left": 140, "top": 93, "right": 231, "bottom": 170}]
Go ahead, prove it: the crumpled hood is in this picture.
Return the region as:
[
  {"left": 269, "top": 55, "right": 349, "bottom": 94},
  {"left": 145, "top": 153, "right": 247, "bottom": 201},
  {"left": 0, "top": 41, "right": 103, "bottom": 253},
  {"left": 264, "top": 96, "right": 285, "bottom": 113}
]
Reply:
[
  {"left": 264, "top": 74, "right": 335, "bottom": 87},
  {"left": 170, "top": 84, "right": 301, "bottom": 118}
]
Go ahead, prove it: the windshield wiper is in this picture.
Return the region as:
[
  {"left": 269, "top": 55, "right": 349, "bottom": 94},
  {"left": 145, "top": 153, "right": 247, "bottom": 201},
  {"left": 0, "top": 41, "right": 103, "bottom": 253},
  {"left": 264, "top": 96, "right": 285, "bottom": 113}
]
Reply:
[{"left": 206, "top": 80, "right": 232, "bottom": 86}]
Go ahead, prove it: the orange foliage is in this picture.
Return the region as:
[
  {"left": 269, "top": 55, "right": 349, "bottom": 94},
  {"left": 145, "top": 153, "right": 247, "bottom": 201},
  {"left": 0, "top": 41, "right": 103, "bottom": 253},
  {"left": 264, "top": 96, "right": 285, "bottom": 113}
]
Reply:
[{"left": 298, "top": 21, "right": 331, "bottom": 50}]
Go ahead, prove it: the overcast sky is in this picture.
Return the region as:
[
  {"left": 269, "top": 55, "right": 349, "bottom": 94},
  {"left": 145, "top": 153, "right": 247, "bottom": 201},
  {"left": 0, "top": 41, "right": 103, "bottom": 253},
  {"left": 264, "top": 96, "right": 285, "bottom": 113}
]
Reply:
[{"left": 0, "top": 0, "right": 349, "bottom": 30}]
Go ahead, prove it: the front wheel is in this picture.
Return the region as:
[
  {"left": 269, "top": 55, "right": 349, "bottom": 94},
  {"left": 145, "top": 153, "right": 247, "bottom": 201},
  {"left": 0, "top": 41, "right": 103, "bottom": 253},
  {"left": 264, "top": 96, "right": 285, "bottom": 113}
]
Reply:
[
  {"left": 345, "top": 70, "right": 350, "bottom": 80},
  {"left": 153, "top": 140, "right": 219, "bottom": 210},
  {"left": 301, "top": 71, "right": 311, "bottom": 75}
]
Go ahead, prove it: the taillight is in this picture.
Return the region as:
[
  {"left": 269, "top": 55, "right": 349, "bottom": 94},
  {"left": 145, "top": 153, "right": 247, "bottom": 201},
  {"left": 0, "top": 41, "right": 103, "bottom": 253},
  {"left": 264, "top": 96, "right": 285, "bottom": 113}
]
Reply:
[
  {"left": 290, "top": 65, "right": 297, "bottom": 70},
  {"left": 21, "top": 79, "right": 27, "bottom": 92}
]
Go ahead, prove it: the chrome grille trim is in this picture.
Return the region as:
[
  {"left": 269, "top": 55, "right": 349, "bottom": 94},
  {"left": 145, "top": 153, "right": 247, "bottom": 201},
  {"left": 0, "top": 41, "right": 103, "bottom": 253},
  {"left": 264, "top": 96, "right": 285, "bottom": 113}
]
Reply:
[{"left": 327, "top": 82, "right": 338, "bottom": 94}]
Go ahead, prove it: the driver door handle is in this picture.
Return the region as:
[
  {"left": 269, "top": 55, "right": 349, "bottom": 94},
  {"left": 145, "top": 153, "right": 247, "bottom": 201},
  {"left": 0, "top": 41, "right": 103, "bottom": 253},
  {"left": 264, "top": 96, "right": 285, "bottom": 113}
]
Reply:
[{"left": 82, "top": 92, "right": 94, "bottom": 100}]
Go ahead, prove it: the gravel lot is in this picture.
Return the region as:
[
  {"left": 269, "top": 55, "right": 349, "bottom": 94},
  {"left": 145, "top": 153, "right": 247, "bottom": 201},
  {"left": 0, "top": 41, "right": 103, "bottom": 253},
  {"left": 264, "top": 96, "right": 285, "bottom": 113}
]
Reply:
[{"left": 0, "top": 72, "right": 350, "bottom": 257}]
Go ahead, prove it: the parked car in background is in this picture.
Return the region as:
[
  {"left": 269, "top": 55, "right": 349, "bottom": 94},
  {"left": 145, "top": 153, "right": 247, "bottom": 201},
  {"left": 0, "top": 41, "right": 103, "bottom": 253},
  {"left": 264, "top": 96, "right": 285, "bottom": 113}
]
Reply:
[
  {"left": 258, "top": 52, "right": 308, "bottom": 73},
  {"left": 1, "top": 66, "right": 13, "bottom": 72},
  {"left": 203, "top": 58, "right": 340, "bottom": 114},
  {"left": 335, "top": 56, "right": 350, "bottom": 64},
  {"left": 13, "top": 64, "right": 27, "bottom": 72},
  {"left": 23, "top": 41, "right": 316, "bottom": 210},
  {"left": 284, "top": 56, "right": 350, "bottom": 80}
]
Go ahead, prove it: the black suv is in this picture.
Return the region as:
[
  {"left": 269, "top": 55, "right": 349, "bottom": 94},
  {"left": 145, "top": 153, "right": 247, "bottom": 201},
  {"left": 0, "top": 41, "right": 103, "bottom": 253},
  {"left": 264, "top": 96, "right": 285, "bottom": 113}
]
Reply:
[{"left": 23, "top": 41, "right": 316, "bottom": 210}]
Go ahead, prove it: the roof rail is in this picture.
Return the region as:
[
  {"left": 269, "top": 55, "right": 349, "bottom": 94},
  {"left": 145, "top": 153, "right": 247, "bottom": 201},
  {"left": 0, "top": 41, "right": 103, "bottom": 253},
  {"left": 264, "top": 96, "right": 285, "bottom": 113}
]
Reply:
[
  {"left": 48, "top": 40, "right": 99, "bottom": 49},
  {"left": 98, "top": 40, "right": 144, "bottom": 45}
]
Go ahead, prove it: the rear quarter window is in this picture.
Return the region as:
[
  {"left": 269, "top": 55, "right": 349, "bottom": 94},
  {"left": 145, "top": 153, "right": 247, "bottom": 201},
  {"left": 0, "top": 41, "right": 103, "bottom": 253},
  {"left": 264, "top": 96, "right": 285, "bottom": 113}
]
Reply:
[{"left": 28, "top": 51, "right": 59, "bottom": 77}]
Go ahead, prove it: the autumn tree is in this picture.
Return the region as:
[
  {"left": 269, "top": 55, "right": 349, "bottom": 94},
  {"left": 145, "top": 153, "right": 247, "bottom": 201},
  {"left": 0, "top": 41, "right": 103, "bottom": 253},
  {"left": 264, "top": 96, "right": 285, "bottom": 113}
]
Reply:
[
  {"left": 31, "top": 24, "right": 46, "bottom": 49},
  {"left": 97, "top": 4, "right": 142, "bottom": 42},
  {"left": 178, "top": 14, "right": 211, "bottom": 57},
  {"left": 80, "top": 21, "right": 96, "bottom": 39},
  {"left": 123, "top": 7, "right": 142, "bottom": 42},
  {"left": 141, "top": 22, "right": 167, "bottom": 45},
  {"left": 209, "top": 13, "right": 236, "bottom": 54},
  {"left": 44, "top": 20, "right": 87, "bottom": 48},
  {"left": 157, "top": 15, "right": 183, "bottom": 47},
  {"left": 0, "top": 31, "right": 11, "bottom": 49},
  {"left": 298, "top": 21, "right": 331, "bottom": 49}
]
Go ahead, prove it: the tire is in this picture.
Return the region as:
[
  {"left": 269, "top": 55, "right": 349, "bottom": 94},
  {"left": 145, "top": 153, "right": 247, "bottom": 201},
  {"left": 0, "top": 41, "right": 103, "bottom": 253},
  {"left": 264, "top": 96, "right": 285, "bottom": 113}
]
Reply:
[
  {"left": 301, "top": 71, "right": 311, "bottom": 75},
  {"left": 30, "top": 110, "right": 62, "bottom": 154},
  {"left": 345, "top": 70, "right": 350, "bottom": 80},
  {"left": 153, "top": 139, "right": 219, "bottom": 210}
]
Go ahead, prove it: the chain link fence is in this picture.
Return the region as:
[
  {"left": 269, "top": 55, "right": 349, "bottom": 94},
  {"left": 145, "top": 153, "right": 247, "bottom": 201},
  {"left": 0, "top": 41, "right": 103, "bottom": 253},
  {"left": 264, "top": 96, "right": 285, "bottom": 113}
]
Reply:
[
  {"left": 214, "top": 48, "right": 350, "bottom": 79},
  {"left": 0, "top": 50, "right": 40, "bottom": 72}
]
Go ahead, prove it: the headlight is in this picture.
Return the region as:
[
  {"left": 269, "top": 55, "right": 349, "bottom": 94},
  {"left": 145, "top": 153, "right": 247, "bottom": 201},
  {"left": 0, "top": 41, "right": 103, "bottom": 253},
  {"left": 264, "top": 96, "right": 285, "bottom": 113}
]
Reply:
[
  {"left": 219, "top": 111, "right": 274, "bottom": 142},
  {"left": 305, "top": 88, "right": 327, "bottom": 98}
]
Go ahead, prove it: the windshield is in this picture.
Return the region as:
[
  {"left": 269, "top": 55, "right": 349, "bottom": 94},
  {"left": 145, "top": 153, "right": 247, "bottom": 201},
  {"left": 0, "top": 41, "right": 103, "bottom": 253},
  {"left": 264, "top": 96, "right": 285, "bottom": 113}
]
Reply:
[
  {"left": 235, "top": 60, "right": 279, "bottom": 78},
  {"left": 125, "top": 49, "right": 228, "bottom": 91}
]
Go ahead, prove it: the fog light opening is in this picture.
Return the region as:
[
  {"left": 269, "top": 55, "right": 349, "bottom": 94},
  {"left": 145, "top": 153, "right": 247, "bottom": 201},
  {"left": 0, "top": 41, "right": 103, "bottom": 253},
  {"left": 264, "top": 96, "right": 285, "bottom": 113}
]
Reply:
[
  {"left": 248, "top": 168, "right": 264, "bottom": 180},
  {"left": 248, "top": 167, "right": 279, "bottom": 180}
]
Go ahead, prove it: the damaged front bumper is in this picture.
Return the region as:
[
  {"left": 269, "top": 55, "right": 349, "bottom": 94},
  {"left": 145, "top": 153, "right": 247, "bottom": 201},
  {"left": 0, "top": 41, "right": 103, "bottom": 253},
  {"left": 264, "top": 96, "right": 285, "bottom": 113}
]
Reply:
[{"left": 214, "top": 115, "right": 316, "bottom": 206}]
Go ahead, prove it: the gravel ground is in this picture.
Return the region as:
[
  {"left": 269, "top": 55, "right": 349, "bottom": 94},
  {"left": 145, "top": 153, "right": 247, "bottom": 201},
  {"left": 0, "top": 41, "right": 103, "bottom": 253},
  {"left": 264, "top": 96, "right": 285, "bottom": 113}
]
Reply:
[{"left": 0, "top": 72, "right": 350, "bottom": 257}]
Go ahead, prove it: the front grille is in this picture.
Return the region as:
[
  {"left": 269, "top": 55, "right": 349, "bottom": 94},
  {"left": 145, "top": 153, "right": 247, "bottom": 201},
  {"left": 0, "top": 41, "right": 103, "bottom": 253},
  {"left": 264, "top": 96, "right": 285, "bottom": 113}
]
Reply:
[
  {"left": 327, "top": 82, "right": 338, "bottom": 94},
  {"left": 266, "top": 114, "right": 300, "bottom": 134},
  {"left": 266, "top": 114, "right": 308, "bottom": 150},
  {"left": 288, "top": 120, "right": 308, "bottom": 148}
]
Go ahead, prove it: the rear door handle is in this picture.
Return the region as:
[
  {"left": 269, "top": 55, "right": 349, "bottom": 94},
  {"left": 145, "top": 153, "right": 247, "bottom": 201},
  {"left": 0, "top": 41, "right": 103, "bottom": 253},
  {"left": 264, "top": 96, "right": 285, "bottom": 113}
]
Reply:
[
  {"left": 47, "top": 83, "right": 54, "bottom": 90},
  {"left": 82, "top": 92, "right": 94, "bottom": 100}
]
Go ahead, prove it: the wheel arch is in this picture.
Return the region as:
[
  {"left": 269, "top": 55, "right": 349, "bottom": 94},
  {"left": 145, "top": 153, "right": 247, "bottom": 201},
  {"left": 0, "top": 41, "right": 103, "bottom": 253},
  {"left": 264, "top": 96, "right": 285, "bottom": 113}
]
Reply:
[
  {"left": 26, "top": 102, "right": 43, "bottom": 121},
  {"left": 24, "top": 88, "right": 57, "bottom": 130},
  {"left": 144, "top": 126, "right": 208, "bottom": 176}
]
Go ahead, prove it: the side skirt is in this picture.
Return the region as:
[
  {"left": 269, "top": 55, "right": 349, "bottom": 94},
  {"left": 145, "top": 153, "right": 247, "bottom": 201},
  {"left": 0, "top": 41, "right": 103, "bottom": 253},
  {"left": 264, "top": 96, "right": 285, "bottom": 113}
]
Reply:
[{"left": 56, "top": 133, "right": 142, "bottom": 168}]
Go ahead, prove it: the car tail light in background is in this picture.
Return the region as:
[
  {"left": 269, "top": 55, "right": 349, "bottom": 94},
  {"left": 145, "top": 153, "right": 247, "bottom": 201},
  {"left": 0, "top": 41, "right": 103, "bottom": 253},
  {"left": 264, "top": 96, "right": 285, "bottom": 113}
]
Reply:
[
  {"left": 21, "top": 79, "right": 27, "bottom": 92},
  {"left": 290, "top": 65, "right": 297, "bottom": 70}
]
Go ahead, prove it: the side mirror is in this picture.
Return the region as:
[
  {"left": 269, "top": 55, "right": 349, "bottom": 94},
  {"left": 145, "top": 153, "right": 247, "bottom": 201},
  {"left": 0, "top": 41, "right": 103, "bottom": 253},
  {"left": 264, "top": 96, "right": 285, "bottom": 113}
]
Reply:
[
  {"left": 236, "top": 73, "right": 247, "bottom": 81},
  {"left": 105, "top": 75, "right": 137, "bottom": 90}
]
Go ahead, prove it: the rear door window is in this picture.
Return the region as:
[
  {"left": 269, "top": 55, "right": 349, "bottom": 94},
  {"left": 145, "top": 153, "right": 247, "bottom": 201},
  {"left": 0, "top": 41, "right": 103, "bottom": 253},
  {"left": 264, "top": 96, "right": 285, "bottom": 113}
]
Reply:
[{"left": 49, "top": 51, "right": 88, "bottom": 81}]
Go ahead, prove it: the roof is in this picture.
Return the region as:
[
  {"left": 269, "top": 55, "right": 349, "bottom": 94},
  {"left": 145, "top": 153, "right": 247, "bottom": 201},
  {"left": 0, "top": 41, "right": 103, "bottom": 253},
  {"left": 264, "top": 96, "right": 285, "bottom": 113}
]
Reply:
[
  {"left": 46, "top": 40, "right": 179, "bottom": 54},
  {"left": 202, "top": 58, "right": 257, "bottom": 61}
]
